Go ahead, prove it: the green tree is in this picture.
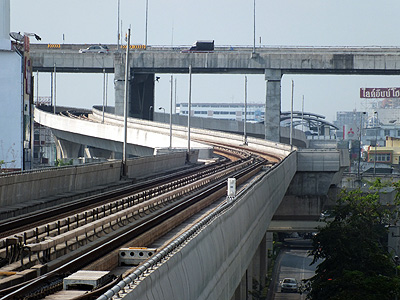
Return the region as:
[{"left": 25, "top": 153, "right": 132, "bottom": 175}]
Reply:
[
  {"left": 305, "top": 182, "right": 400, "bottom": 299},
  {"left": 55, "top": 158, "right": 73, "bottom": 167}
]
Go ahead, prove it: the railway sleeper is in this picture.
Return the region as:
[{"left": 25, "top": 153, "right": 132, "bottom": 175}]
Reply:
[
  {"left": 0, "top": 171, "right": 227, "bottom": 256},
  {"left": 0, "top": 159, "right": 253, "bottom": 278}
]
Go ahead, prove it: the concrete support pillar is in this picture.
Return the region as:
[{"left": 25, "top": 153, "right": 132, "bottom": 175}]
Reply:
[
  {"left": 54, "top": 137, "right": 81, "bottom": 159},
  {"left": 388, "top": 226, "right": 400, "bottom": 259},
  {"left": 114, "top": 53, "right": 155, "bottom": 120},
  {"left": 114, "top": 53, "right": 125, "bottom": 116},
  {"left": 231, "top": 233, "right": 271, "bottom": 300},
  {"left": 259, "top": 234, "right": 267, "bottom": 288},
  {"left": 248, "top": 234, "right": 268, "bottom": 295},
  {"left": 265, "top": 69, "right": 282, "bottom": 142},
  {"left": 266, "top": 231, "right": 273, "bottom": 278},
  {"left": 84, "top": 146, "right": 92, "bottom": 159},
  {"left": 90, "top": 148, "right": 113, "bottom": 159},
  {"left": 130, "top": 73, "right": 155, "bottom": 120},
  {"left": 232, "top": 270, "right": 249, "bottom": 300}
]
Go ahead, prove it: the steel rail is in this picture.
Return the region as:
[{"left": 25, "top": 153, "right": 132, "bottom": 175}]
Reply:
[
  {"left": 0, "top": 156, "right": 264, "bottom": 299},
  {"left": 0, "top": 157, "right": 233, "bottom": 236}
]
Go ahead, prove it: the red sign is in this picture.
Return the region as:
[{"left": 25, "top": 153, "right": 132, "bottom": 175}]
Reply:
[
  {"left": 360, "top": 87, "right": 400, "bottom": 98},
  {"left": 24, "top": 35, "right": 30, "bottom": 52}
]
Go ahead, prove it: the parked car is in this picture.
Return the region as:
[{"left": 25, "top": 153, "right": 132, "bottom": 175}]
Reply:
[
  {"left": 79, "top": 45, "right": 109, "bottom": 53},
  {"left": 280, "top": 278, "right": 298, "bottom": 293},
  {"left": 319, "top": 210, "right": 334, "bottom": 221}
]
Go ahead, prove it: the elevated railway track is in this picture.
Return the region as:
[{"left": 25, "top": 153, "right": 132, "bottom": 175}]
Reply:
[{"left": 0, "top": 142, "right": 280, "bottom": 299}]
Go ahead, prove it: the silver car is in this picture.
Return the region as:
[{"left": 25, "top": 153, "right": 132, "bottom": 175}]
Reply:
[
  {"left": 280, "top": 277, "right": 298, "bottom": 293},
  {"left": 79, "top": 45, "right": 109, "bottom": 53}
]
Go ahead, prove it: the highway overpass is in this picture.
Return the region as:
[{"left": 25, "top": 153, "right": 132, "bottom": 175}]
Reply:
[{"left": 29, "top": 44, "right": 400, "bottom": 142}]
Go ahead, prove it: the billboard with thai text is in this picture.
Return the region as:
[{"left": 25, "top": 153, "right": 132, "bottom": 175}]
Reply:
[{"left": 360, "top": 88, "right": 400, "bottom": 98}]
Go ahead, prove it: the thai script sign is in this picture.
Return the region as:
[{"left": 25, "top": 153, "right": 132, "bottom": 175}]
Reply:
[{"left": 360, "top": 87, "right": 400, "bottom": 98}]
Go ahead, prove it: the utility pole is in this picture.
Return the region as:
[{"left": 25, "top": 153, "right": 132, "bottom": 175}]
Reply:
[
  {"left": 373, "top": 111, "right": 378, "bottom": 176},
  {"left": 169, "top": 75, "right": 173, "bottom": 149},
  {"left": 187, "top": 65, "right": 192, "bottom": 157},
  {"left": 244, "top": 75, "right": 248, "bottom": 145},
  {"left": 54, "top": 64, "right": 56, "bottom": 114},
  {"left": 117, "top": 0, "right": 120, "bottom": 51},
  {"left": 290, "top": 80, "right": 294, "bottom": 148},
  {"left": 357, "top": 112, "right": 366, "bottom": 181},
  {"left": 122, "top": 27, "right": 131, "bottom": 178},
  {"left": 253, "top": 0, "right": 256, "bottom": 54}
]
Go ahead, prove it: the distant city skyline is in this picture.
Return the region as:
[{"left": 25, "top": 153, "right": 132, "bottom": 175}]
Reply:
[{"left": 10, "top": 0, "right": 400, "bottom": 122}]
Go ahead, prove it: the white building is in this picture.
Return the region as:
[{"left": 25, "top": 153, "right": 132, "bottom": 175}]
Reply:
[
  {"left": 0, "top": 0, "right": 24, "bottom": 171},
  {"left": 176, "top": 102, "right": 265, "bottom": 122}
]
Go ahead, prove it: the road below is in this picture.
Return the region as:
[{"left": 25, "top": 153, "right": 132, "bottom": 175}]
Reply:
[{"left": 271, "top": 238, "right": 320, "bottom": 300}]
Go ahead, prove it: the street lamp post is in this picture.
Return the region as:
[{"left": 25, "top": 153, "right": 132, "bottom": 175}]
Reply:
[
  {"left": 145, "top": 0, "right": 149, "bottom": 47},
  {"left": 169, "top": 75, "right": 173, "bottom": 149},
  {"left": 290, "top": 80, "right": 294, "bottom": 148},
  {"left": 53, "top": 63, "right": 56, "bottom": 114},
  {"left": 374, "top": 111, "right": 378, "bottom": 176},
  {"left": 244, "top": 75, "right": 248, "bottom": 145},
  {"left": 357, "top": 112, "right": 366, "bottom": 181},
  {"left": 187, "top": 65, "right": 192, "bottom": 156},
  {"left": 117, "top": 0, "right": 120, "bottom": 51},
  {"left": 253, "top": 0, "right": 256, "bottom": 54},
  {"left": 102, "top": 68, "right": 106, "bottom": 123},
  {"left": 122, "top": 27, "right": 131, "bottom": 178}
]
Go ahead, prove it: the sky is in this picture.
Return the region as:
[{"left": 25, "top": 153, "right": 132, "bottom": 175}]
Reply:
[{"left": 9, "top": 0, "right": 400, "bottom": 122}]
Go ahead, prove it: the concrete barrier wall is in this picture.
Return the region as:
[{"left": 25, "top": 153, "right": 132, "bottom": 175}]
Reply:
[
  {"left": 121, "top": 153, "right": 297, "bottom": 300},
  {"left": 153, "top": 112, "right": 308, "bottom": 148},
  {"left": 126, "top": 152, "right": 187, "bottom": 179},
  {"left": 0, "top": 161, "right": 121, "bottom": 207},
  {"left": 0, "top": 152, "right": 188, "bottom": 207}
]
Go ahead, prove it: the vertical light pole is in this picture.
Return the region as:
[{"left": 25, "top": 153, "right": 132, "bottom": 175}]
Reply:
[
  {"left": 244, "top": 75, "right": 248, "bottom": 145},
  {"left": 174, "top": 78, "right": 177, "bottom": 114},
  {"left": 117, "top": 0, "right": 120, "bottom": 51},
  {"left": 36, "top": 71, "right": 39, "bottom": 104},
  {"left": 53, "top": 63, "right": 56, "bottom": 114},
  {"left": 102, "top": 68, "right": 106, "bottom": 123},
  {"left": 301, "top": 95, "right": 304, "bottom": 132},
  {"left": 374, "top": 111, "right": 378, "bottom": 176},
  {"left": 188, "top": 65, "right": 192, "bottom": 156},
  {"left": 290, "top": 80, "right": 294, "bottom": 148},
  {"left": 169, "top": 74, "right": 173, "bottom": 149},
  {"left": 122, "top": 27, "right": 131, "bottom": 178},
  {"left": 357, "top": 112, "right": 366, "bottom": 180},
  {"left": 105, "top": 73, "right": 108, "bottom": 107},
  {"left": 264, "top": 80, "right": 267, "bottom": 140},
  {"left": 50, "top": 71, "right": 53, "bottom": 109},
  {"left": 145, "top": 0, "right": 149, "bottom": 47},
  {"left": 253, "top": 0, "right": 256, "bottom": 54}
]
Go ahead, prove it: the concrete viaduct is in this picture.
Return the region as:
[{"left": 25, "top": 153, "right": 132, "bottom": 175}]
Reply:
[
  {"left": 30, "top": 44, "right": 400, "bottom": 142},
  {"left": 3, "top": 106, "right": 347, "bottom": 299},
  {"left": 14, "top": 44, "right": 371, "bottom": 298}
]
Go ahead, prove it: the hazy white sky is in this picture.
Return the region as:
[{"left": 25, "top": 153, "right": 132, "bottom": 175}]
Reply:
[{"left": 9, "top": 0, "right": 400, "bottom": 122}]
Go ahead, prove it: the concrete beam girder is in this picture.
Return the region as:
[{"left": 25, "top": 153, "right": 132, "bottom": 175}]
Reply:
[
  {"left": 31, "top": 46, "right": 400, "bottom": 75},
  {"left": 116, "top": 153, "right": 297, "bottom": 300}
]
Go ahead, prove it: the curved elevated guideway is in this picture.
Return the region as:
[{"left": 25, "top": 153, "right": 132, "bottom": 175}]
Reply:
[
  {"left": 6, "top": 107, "right": 294, "bottom": 299},
  {"left": 0, "top": 103, "right": 348, "bottom": 299}
]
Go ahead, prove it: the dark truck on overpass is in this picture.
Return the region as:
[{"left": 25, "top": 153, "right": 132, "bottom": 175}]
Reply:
[{"left": 182, "top": 40, "right": 214, "bottom": 52}]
